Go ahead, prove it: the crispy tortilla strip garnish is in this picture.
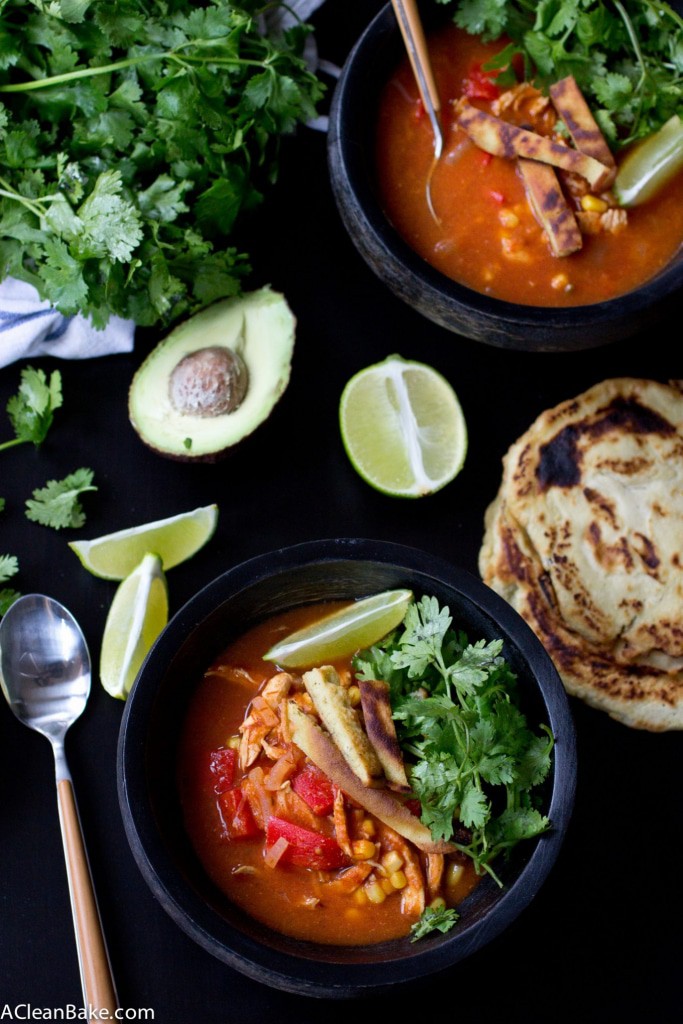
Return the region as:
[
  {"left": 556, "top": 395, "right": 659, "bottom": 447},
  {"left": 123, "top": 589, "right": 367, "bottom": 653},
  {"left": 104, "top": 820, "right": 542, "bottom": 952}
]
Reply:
[
  {"left": 286, "top": 701, "right": 455, "bottom": 854},
  {"left": 359, "top": 679, "right": 410, "bottom": 791},
  {"left": 455, "top": 98, "right": 613, "bottom": 190},
  {"left": 549, "top": 76, "right": 616, "bottom": 184},
  {"left": 302, "top": 665, "right": 383, "bottom": 787},
  {"left": 519, "top": 158, "right": 583, "bottom": 257}
]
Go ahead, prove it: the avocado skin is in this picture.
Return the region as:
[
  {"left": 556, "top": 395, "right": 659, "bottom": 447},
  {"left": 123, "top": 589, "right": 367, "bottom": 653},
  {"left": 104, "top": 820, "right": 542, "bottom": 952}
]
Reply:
[{"left": 128, "top": 287, "right": 296, "bottom": 462}]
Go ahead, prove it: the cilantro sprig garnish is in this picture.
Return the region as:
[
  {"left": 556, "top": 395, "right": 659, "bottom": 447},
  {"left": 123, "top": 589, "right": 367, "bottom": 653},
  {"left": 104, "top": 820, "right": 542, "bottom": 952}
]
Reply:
[
  {"left": 0, "top": 550, "right": 20, "bottom": 615},
  {"left": 0, "top": 0, "right": 324, "bottom": 327},
  {"left": 354, "top": 596, "right": 554, "bottom": 889},
  {"left": 442, "top": 0, "right": 683, "bottom": 145},
  {"left": 1, "top": 367, "right": 62, "bottom": 452},
  {"left": 25, "top": 468, "right": 97, "bottom": 530},
  {"left": 410, "top": 904, "right": 459, "bottom": 942}
]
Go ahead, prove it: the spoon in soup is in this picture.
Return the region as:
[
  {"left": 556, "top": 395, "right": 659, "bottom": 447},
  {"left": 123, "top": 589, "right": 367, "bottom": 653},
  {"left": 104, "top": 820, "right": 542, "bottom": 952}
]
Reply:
[
  {"left": 390, "top": 0, "right": 443, "bottom": 220},
  {"left": 0, "top": 594, "right": 118, "bottom": 1015}
]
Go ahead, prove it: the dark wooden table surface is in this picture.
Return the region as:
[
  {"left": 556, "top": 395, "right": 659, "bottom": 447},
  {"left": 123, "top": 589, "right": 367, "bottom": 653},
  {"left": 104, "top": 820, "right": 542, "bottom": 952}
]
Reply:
[{"left": 0, "top": 3, "right": 679, "bottom": 1021}]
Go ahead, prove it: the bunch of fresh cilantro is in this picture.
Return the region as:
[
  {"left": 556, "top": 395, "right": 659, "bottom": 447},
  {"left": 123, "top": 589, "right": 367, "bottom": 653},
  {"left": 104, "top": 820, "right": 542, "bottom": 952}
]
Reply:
[
  {"left": 0, "top": 0, "right": 323, "bottom": 327},
  {"left": 354, "top": 595, "right": 554, "bottom": 892},
  {"left": 439, "top": 0, "right": 683, "bottom": 145}
]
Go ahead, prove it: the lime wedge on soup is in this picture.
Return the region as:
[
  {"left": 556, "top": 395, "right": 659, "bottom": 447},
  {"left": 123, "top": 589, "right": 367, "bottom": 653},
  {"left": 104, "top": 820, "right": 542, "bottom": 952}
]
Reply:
[
  {"left": 614, "top": 115, "right": 683, "bottom": 207},
  {"left": 263, "top": 589, "right": 414, "bottom": 668}
]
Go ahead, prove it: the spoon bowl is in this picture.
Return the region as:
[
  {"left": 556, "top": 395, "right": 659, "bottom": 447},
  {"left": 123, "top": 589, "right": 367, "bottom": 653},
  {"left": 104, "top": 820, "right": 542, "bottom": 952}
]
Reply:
[
  {"left": 0, "top": 594, "right": 118, "bottom": 1014},
  {"left": 1, "top": 595, "right": 90, "bottom": 750}
]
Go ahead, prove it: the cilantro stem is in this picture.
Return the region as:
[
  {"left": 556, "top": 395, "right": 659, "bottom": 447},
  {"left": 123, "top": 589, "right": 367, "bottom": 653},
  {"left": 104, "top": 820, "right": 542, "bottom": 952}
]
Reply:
[
  {"left": 613, "top": 1, "right": 647, "bottom": 90},
  {"left": 0, "top": 176, "right": 63, "bottom": 219},
  {"left": 0, "top": 54, "right": 164, "bottom": 93},
  {"left": 0, "top": 45, "right": 277, "bottom": 95},
  {"left": 0, "top": 438, "right": 24, "bottom": 452}
]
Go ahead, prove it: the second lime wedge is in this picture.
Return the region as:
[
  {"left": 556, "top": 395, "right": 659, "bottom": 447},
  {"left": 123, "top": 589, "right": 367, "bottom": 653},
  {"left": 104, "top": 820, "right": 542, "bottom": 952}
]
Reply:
[
  {"left": 69, "top": 504, "right": 218, "bottom": 580},
  {"left": 99, "top": 552, "right": 169, "bottom": 699},
  {"left": 263, "top": 589, "right": 414, "bottom": 668}
]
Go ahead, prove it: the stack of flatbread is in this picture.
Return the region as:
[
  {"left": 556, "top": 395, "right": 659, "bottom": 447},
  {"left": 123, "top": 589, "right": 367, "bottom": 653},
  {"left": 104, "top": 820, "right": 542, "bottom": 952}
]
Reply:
[{"left": 479, "top": 377, "right": 683, "bottom": 731}]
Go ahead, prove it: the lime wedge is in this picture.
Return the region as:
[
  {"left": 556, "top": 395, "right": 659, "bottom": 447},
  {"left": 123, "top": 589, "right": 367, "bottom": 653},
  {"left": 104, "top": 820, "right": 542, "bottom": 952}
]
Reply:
[
  {"left": 339, "top": 356, "right": 467, "bottom": 498},
  {"left": 263, "top": 589, "right": 414, "bottom": 668},
  {"left": 99, "top": 553, "right": 169, "bottom": 699},
  {"left": 614, "top": 115, "right": 683, "bottom": 207},
  {"left": 69, "top": 504, "right": 218, "bottom": 580}
]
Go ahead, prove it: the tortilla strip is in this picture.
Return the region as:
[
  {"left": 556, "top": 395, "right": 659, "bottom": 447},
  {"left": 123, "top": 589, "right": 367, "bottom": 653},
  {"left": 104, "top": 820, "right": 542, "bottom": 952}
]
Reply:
[
  {"left": 549, "top": 76, "right": 616, "bottom": 184},
  {"left": 286, "top": 701, "right": 455, "bottom": 854},
  {"left": 302, "top": 665, "right": 383, "bottom": 787},
  {"left": 359, "top": 679, "right": 410, "bottom": 790},
  {"left": 519, "top": 157, "right": 583, "bottom": 257},
  {"left": 455, "top": 98, "right": 613, "bottom": 190}
]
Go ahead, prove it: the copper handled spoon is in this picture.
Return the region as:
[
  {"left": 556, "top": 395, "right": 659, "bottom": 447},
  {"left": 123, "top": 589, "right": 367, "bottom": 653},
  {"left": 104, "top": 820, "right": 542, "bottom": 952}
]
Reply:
[
  {"left": 390, "top": 0, "right": 443, "bottom": 220},
  {"left": 0, "top": 594, "right": 118, "bottom": 1015}
]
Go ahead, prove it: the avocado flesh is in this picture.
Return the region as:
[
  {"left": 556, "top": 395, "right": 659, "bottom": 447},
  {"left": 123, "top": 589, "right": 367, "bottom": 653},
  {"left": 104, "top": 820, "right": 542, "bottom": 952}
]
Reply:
[{"left": 128, "top": 287, "right": 296, "bottom": 461}]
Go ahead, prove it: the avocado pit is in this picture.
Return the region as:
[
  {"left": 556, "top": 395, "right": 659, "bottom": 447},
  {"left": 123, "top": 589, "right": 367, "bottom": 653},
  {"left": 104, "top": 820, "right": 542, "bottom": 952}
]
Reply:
[{"left": 169, "top": 346, "right": 248, "bottom": 417}]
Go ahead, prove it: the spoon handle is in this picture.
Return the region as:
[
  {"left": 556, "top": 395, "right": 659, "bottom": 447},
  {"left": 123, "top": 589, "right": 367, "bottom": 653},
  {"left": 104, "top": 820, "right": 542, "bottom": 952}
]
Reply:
[
  {"left": 390, "top": 0, "right": 442, "bottom": 156},
  {"left": 57, "top": 778, "right": 118, "bottom": 1013}
]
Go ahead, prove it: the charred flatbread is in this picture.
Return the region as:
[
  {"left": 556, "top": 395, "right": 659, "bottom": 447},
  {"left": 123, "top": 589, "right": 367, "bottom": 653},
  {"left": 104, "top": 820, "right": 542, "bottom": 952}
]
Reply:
[{"left": 479, "top": 378, "right": 683, "bottom": 731}]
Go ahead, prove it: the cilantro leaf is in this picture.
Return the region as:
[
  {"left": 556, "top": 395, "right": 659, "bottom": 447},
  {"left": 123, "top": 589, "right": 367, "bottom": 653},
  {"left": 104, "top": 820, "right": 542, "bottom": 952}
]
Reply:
[
  {"left": 25, "top": 467, "right": 97, "bottom": 529},
  {"left": 0, "top": 588, "right": 21, "bottom": 616},
  {"left": 2, "top": 366, "right": 63, "bottom": 451},
  {"left": 0, "top": 554, "right": 19, "bottom": 582},
  {"left": 410, "top": 904, "right": 459, "bottom": 942},
  {"left": 0, "top": 548, "right": 20, "bottom": 616}
]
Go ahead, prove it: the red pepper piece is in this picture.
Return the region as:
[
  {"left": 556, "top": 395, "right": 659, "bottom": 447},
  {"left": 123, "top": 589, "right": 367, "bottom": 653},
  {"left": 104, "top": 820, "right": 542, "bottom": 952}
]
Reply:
[
  {"left": 265, "top": 816, "right": 348, "bottom": 870},
  {"left": 463, "top": 63, "right": 501, "bottom": 101},
  {"left": 291, "top": 764, "right": 336, "bottom": 816},
  {"left": 218, "top": 787, "right": 261, "bottom": 839},
  {"left": 209, "top": 747, "right": 238, "bottom": 794}
]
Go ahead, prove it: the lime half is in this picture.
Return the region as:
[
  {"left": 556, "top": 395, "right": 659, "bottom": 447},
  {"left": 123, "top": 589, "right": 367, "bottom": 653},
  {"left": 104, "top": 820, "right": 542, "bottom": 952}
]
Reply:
[
  {"left": 99, "top": 552, "right": 169, "bottom": 699},
  {"left": 614, "top": 115, "right": 683, "bottom": 207},
  {"left": 263, "top": 589, "right": 414, "bottom": 668},
  {"left": 69, "top": 504, "right": 218, "bottom": 580},
  {"left": 339, "top": 356, "right": 467, "bottom": 498}
]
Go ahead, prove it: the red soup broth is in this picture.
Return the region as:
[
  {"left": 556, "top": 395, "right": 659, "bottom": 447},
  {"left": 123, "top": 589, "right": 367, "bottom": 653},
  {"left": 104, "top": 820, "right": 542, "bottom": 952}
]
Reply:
[
  {"left": 178, "top": 602, "right": 479, "bottom": 946},
  {"left": 374, "top": 23, "right": 683, "bottom": 307}
]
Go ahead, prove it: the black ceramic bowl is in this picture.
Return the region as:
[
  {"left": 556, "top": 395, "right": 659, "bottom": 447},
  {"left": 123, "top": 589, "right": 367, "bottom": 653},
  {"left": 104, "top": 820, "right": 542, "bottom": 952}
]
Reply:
[
  {"left": 118, "top": 538, "right": 576, "bottom": 998},
  {"left": 327, "top": 3, "right": 683, "bottom": 352}
]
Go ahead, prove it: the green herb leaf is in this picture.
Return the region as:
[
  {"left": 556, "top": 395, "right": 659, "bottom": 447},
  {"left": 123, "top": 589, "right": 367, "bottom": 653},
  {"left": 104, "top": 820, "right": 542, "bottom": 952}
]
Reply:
[
  {"left": 25, "top": 467, "right": 97, "bottom": 529},
  {"left": 410, "top": 904, "right": 459, "bottom": 942},
  {"left": 2, "top": 366, "right": 63, "bottom": 451},
  {"left": 0, "top": 554, "right": 19, "bottom": 582},
  {"left": 0, "top": 588, "right": 21, "bottom": 616}
]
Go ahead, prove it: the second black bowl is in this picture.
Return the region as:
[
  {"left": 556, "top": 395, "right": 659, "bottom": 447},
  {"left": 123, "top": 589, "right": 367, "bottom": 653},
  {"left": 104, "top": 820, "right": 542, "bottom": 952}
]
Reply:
[
  {"left": 118, "top": 539, "right": 576, "bottom": 998},
  {"left": 327, "top": 3, "right": 683, "bottom": 352}
]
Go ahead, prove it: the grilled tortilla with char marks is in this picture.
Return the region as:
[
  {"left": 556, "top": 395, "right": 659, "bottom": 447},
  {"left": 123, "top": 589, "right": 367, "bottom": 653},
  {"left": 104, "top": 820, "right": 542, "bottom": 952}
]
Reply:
[{"left": 479, "top": 378, "right": 683, "bottom": 731}]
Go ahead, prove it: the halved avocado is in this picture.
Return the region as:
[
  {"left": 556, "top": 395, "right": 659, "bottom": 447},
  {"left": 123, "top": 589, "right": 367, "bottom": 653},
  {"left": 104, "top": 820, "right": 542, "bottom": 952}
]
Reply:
[{"left": 128, "top": 287, "right": 296, "bottom": 461}]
